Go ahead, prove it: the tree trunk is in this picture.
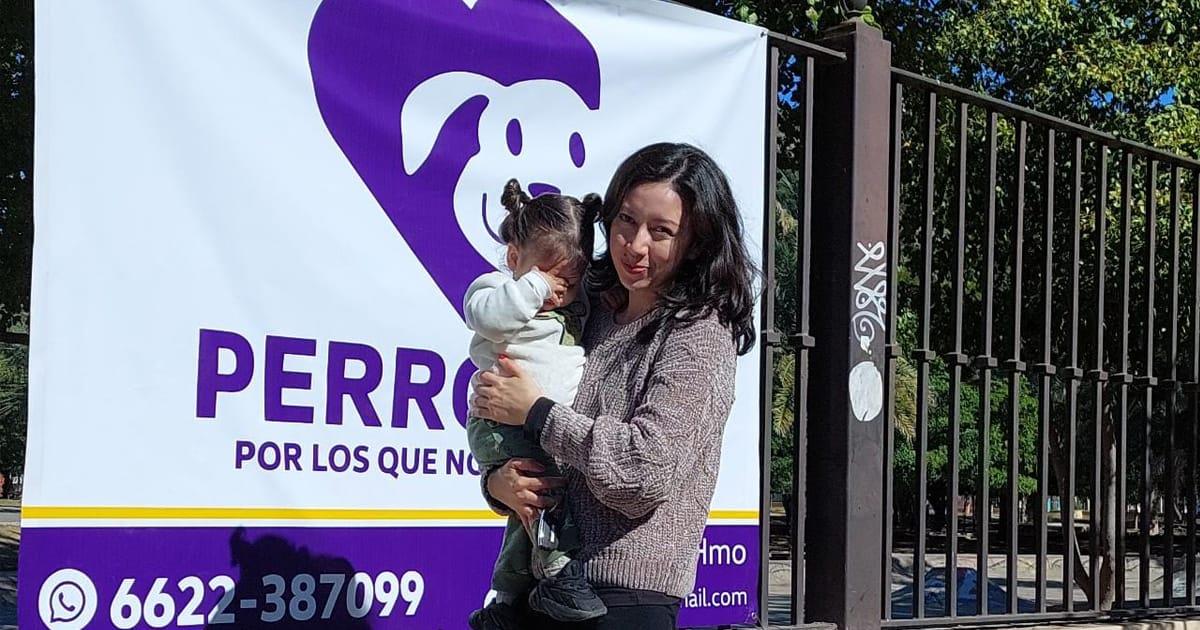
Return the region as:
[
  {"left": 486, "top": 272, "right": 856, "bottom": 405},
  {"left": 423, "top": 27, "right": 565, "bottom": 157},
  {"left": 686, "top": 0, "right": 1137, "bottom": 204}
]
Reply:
[
  {"left": 1045, "top": 413, "right": 1117, "bottom": 609},
  {"left": 1097, "top": 413, "right": 1118, "bottom": 610}
]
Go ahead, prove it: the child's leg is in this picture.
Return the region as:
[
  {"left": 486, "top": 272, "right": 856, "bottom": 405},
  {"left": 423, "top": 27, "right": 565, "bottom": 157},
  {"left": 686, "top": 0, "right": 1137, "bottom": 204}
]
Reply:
[
  {"left": 531, "top": 479, "right": 579, "bottom": 577},
  {"left": 490, "top": 515, "right": 536, "bottom": 596},
  {"left": 542, "top": 504, "right": 583, "bottom": 561},
  {"left": 527, "top": 492, "right": 606, "bottom": 622},
  {"left": 466, "top": 418, "right": 563, "bottom": 601},
  {"left": 466, "top": 418, "right": 536, "bottom": 469}
]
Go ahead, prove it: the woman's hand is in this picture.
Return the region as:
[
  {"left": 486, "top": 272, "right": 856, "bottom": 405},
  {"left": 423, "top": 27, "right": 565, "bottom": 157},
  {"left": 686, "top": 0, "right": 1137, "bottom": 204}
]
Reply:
[
  {"left": 472, "top": 356, "right": 543, "bottom": 426},
  {"left": 487, "top": 458, "right": 565, "bottom": 529}
]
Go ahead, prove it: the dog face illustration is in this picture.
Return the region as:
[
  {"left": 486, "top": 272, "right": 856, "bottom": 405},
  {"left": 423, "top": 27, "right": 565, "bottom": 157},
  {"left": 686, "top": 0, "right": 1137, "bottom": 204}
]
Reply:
[
  {"left": 308, "top": 0, "right": 601, "bottom": 318},
  {"left": 400, "top": 72, "right": 597, "bottom": 264}
]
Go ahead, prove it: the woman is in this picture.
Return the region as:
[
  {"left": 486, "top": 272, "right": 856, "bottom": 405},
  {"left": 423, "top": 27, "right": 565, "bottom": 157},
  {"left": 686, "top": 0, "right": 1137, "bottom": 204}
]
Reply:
[{"left": 473, "top": 142, "right": 757, "bottom": 629}]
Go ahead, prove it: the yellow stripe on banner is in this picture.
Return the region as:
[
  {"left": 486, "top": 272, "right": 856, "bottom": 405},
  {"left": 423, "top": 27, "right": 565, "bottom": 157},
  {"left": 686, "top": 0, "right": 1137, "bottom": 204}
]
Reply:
[
  {"left": 708, "top": 510, "right": 758, "bottom": 520},
  {"left": 22, "top": 507, "right": 504, "bottom": 521},
  {"left": 22, "top": 506, "right": 759, "bottom": 522}
]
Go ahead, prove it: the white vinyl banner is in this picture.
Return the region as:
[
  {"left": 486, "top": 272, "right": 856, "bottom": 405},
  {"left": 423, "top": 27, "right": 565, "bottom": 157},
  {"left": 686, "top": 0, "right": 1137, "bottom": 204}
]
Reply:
[{"left": 23, "top": 1, "right": 766, "bottom": 627}]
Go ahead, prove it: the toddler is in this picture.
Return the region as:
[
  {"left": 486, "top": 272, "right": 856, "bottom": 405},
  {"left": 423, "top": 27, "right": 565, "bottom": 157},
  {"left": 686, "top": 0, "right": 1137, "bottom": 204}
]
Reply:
[{"left": 465, "top": 179, "right": 604, "bottom": 630}]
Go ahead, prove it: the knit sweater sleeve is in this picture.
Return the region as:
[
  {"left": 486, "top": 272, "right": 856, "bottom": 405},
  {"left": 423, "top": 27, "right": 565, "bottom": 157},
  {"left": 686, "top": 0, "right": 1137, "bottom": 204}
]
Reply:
[{"left": 539, "top": 318, "right": 737, "bottom": 519}]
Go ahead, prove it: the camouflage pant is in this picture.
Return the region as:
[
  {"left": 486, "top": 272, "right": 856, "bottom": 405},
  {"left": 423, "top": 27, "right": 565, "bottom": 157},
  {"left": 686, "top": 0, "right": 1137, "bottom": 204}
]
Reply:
[{"left": 467, "top": 417, "right": 580, "bottom": 594}]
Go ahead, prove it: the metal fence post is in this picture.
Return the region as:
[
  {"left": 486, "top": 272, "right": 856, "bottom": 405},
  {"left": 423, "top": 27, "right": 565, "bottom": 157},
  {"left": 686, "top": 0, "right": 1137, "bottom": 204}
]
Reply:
[{"left": 803, "top": 17, "right": 891, "bottom": 630}]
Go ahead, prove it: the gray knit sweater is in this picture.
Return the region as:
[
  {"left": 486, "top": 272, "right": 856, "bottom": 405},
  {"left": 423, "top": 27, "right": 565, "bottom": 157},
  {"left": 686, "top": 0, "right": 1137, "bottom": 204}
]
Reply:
[{"left": 531, "top": 304, "right": 738, "bottom": 598}]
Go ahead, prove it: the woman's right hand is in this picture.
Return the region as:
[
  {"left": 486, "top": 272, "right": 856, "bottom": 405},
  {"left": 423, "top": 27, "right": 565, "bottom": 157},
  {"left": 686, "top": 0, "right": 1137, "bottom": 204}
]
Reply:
[{"left": 487, "top": 458, "right": 565, "bottom": 529}]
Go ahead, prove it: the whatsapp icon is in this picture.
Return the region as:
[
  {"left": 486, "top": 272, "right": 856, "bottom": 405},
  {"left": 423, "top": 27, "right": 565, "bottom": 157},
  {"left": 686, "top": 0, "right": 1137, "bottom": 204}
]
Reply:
[{"left": 37, "top": 568, "right": 97, "bottom": 630}]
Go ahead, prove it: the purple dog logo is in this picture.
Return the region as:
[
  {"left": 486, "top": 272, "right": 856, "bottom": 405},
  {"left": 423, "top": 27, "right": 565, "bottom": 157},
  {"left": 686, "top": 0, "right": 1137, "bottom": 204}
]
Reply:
[{"left": 308, "top": 0, "right": 601, "bottom": 318}]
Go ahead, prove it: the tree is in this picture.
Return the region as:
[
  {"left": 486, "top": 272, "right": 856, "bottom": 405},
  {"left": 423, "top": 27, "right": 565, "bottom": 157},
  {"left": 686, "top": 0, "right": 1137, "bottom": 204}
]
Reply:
[
  {"left": 886, "top": 1, "right": 1198, "bottom": 610},
  {"left": 0, "top": 341, "right": 26, "bottom": 494},
  {"left": 0, "top": 0, "right": 33, "bottom": 333}
]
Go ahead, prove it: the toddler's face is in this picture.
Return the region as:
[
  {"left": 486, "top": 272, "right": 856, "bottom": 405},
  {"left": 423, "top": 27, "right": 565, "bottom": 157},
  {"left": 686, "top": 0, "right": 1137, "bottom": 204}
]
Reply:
[
  {"left": 508, "top": 246, "right": 585, "bottom": 310},
  {"left": 540, "top": 257, "right": 585, "bottom": 310}
]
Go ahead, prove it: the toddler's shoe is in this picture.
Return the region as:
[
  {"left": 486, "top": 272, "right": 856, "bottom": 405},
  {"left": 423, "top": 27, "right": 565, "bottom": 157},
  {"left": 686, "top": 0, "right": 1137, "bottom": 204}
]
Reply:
[
  {"left": 468, "top": 601, "right": 523, "bottom": 630},
  {"left": 527, "top": 558, "right": 607, "bottom": 622}
]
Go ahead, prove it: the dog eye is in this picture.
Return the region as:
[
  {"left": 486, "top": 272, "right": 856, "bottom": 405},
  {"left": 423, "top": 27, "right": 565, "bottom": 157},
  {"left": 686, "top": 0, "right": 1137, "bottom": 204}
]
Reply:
[
  {"left": 570, "top": 132, "right": 585, "bottom": 168},
  {"left": 506, "top": 119, "right": 522, "bottom": 156}
]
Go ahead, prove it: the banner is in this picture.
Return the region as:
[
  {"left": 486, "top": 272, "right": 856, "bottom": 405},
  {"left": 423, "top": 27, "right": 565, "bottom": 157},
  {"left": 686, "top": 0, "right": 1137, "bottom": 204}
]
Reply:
[{"left": 23, "top": 1, "right": 766, "bottom": 627}]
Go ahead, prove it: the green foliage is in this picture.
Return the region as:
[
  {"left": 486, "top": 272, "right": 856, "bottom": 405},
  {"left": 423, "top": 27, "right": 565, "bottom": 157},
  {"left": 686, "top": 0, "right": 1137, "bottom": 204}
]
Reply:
[
  {"left": 693, "top": 0, "right": 1200, "bottom": 166},
  {"left": 769, "top": 169, "right": 801, "bottom": 495},
  {"left": 930, "top": 0, "right": 1200, "bottom": 159},
  {"left": 709, "top": 0, "right": 1200, "bottom": 512},
  {"left": 696, "top": 0, "right": 876, "bottom": 35},
  {"left": 0, "top": 342, "right": 26, "bottom": 488},
  {"left": 0, "top": 1, "right": 34, "bottom": 333},
  {"left": 888, "top": 308, "right": 1042, "bottom": 522},
  {"left": 771, "top": 351, "right": 797, "bottom": 494}
]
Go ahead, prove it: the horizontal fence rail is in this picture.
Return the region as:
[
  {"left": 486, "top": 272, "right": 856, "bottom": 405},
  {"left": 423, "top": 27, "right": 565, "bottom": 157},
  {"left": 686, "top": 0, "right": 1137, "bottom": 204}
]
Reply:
[
  {"left": 880, "top": 67, "right": 1200, "bottom": 627},
  {"left": 0, "top": 333, "right": 28, "bottom": 345}
]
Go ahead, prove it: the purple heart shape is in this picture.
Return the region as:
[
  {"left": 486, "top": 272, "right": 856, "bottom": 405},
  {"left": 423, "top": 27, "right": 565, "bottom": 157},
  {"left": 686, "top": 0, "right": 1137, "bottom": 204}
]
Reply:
[{"left": 307, "top": 0, "right": 600, "bottom": 319}]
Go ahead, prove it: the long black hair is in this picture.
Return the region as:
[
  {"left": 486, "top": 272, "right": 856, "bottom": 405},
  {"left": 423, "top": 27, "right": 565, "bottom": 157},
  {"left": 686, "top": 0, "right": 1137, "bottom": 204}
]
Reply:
[{"left": 589, "top": 143, "right": 758, "bottom": 355}]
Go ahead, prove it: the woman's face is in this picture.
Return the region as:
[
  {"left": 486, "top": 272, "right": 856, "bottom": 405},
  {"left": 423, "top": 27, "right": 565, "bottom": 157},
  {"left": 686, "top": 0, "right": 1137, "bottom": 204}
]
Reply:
[{"left": 610, "top": 182, "right": 688, "bottom": 297}]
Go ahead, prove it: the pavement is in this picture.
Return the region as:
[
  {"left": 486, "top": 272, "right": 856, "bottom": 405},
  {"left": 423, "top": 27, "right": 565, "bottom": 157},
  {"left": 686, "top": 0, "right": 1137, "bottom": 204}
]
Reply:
[
  {"left": 0, "top": 525, "right": 1197, "bottom": 630},
  {"left": 767, "top": 554, "right": 1200, "bottom": 628},
  {"left": 0, "top": 570, "right": 13, "bottom": 629}
]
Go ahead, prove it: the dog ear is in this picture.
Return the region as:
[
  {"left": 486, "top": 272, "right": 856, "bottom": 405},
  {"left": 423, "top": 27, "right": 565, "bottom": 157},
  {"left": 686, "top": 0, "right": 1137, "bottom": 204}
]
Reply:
[{"left": 400, "top": 72, "right": 501, "bottom": 175}]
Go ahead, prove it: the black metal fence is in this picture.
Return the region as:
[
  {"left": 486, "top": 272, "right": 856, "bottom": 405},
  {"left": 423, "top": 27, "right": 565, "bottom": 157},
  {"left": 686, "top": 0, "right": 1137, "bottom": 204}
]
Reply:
[{"left": 759, "top": 18, "right": 1200, "bottom": 630}]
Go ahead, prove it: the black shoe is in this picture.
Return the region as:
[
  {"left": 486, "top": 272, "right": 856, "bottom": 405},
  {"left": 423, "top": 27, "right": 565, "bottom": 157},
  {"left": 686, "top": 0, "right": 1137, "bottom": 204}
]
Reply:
[
  {"left": 468, "top": 601, "right": 523, "bottom": 630},
  {"left": 528, "top": 559, "right": 607, "bottom": 622}
]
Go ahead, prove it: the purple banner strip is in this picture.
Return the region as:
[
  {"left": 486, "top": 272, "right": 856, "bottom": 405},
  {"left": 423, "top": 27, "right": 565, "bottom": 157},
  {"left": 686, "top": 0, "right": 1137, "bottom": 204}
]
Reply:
[{"left": 19, "top": 524, "right": 758, "bottom": 628}]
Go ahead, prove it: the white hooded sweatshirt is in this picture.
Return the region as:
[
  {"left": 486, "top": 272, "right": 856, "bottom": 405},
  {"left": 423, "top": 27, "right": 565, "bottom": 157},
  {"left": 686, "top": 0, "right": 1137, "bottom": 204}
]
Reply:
[{"left": 463, "top": 270, "right": 588, "bottom": 407}]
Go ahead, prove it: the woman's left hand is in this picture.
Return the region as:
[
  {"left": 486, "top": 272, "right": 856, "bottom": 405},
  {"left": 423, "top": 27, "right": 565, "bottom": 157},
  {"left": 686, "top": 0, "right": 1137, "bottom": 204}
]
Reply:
[{"left": 472, "top": 356, "right": 544, "bottom": 426}]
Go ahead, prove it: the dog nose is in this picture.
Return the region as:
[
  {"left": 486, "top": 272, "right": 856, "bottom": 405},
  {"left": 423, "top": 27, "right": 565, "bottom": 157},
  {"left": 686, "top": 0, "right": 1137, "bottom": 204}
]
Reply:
[{"left": 528, "top": 182, "right": 560, "bottom": 197}]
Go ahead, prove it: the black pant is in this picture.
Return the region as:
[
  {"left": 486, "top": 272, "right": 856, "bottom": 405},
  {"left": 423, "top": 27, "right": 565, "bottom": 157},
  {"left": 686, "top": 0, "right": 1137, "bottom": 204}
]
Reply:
[{"left": 522, "top": 586, "right": 681, "bottom": 629}]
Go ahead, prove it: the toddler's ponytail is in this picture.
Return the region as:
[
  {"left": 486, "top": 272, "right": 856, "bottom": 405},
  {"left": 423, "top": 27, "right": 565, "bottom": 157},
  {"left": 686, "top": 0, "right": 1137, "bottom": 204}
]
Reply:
[
  {"left": 498, "top": 179, "right": 531, "bottom": 244},
  {"left": 579, "top": 193, "right": 603, "bottom": 261},
  {"left": 494, "top": 178, "right": 601, "bottom": 270}
]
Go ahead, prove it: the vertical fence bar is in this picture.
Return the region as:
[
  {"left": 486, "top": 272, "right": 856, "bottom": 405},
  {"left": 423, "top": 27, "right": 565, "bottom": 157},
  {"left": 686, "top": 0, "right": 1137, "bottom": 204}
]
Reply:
[
  {"left": 1115, "top": 151, "right": 1134, "bottom": 608},
  {"left": 791, "top": 53, "right": 817, "bottom": 626},
  {"left": 1063, "top": 136, "right": 1084, "bottom": 612},
  {"left": 881, "top": 77, "right": 902, "bottom": 621},
  {"left": 911, "top": 89, "right": 938, "bottom": 620},
  {"left": 944, "top": 100, "right": 969, "bottom": 619},
  {"left": 1190, "top": 169, "right": 1200, "bottom": 607},
  {"left": 1138, "top": 160, "right": 1158, "bottom": 609},
  {"left": 1089, "top": 144, "right": 1108, "bottom": 611},
  {"left": 1005, "top": 120, "right": 1028, "bottom": 614},
  {"left": 1165, "top": 166, "right": 1180, "bottom": 607},
  {"left": 757, "top": 43, "right": 780, "bottom": 630},
  {"left": 975, "top": 110, "right": 1000, "bottom": 616},
  {"left": 1034, "top": 129, "right": 1057, "bottom": 614}
]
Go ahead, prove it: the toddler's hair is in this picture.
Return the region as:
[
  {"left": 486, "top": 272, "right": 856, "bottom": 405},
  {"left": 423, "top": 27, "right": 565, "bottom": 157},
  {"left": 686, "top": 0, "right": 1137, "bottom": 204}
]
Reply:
[{"left": 498, "top": 179, "right": 601, "bottom": 265}]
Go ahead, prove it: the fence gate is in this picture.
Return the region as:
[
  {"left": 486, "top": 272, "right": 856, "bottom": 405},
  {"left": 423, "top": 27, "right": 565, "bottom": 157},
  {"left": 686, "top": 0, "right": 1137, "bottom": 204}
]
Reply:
[{"left": 759, "top": 13, "right": 1200, "bottom": 630}]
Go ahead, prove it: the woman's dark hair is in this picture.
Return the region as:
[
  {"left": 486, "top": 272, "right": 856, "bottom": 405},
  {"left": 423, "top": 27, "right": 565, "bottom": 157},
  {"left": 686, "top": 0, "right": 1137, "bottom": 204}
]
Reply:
[
  {"left": 589, "top": 143, "right": 759, "bottom": 355},
  {"left": 498, "top": 178, "right": 601, "bottom": 265}
]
